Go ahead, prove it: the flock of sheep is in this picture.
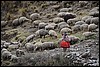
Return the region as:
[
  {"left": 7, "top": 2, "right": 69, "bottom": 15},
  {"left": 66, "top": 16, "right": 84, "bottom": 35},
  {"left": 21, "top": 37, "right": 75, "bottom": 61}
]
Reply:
[{"left": 1, "top": 3, "right": 99, "bottom": 64}]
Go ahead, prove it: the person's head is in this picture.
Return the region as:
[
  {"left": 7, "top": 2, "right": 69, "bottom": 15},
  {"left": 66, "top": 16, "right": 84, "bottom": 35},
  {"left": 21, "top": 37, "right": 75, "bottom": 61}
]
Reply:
[{"left": 63, "top": 32, "right": 67, "bottom": 36}]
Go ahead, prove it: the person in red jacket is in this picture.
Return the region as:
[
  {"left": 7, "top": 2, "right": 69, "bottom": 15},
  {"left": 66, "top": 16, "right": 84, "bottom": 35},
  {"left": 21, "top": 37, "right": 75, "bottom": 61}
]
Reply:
[{"left": 60, "top": 32, "right": 71, "bottom": 52}]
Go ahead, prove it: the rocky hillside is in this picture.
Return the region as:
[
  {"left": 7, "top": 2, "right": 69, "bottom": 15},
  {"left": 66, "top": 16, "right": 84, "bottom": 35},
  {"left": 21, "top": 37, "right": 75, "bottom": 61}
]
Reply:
[{"left": 1, "top": 1, "right": 99, "bottom": 66}]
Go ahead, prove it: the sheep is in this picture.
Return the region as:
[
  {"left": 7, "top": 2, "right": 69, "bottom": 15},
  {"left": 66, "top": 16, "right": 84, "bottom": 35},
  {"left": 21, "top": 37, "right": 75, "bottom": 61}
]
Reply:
[
  {"left": 53, "top": 17, "right": 64, "bottom": 23},
  {"left": 89, "top": 11, "right": 99, "bottom": 17},
  {"left": 3, "top": 42, "right": 11, "bottom": 49},
  {"left": 45, "top": 23, "right": 57, "bottom": 30},
  {"left": 57, "top": 12, "right": 67, "bottom": 17},
  {"left": 30, "top": 13, "right": 40, "bottom": 21},
  {"left": 72, "top": 25, "right": 81, "bottom": 33},
  {"left": 1, "top": 40, "right": 6, "bottom": 45},
  {"left": 60, "top": 8, "right": 73, "bottom": 12},
  {"left": 49, "top": 30, "right": 57, "bottom": 38},
  {"left": 1, "top": 48, "right": 8, "bottom": 54},
  {"left": 88, "top": 24, "right": 98, "bottom": 31},
  {"left": 80, "top": 24, "right": 88, "bottom": 31},
  {"left": 35, "top": 29, "right": 49, "bottom": 38},
  {"left": 68, "top": 35, "right": 80, "bottom": 45},
  {"left": 25, "top": 43, "right": 35, "bottom": 53},
  {"left": 60, "top": 28, "right": 72, "bottom": 34},
  {"left": 75, "top": 21, "right": 86, "bottom": 25},
  {"left": 38, "top": 22, "right": 48, "bottom": 29},
  {"left": 67, "top": 18, "right": 80, "bottom": 26},
  {"left": 90, "top": 17, "right": 99, "bottom": 25},
  {"left": 32, "top": 20, "right": 41, "bottom": 28},
  {"left": 34, "top": 42, "right": 57, "bottom": 51},
  {"left": 59, "top": 24, "right": 70, "bottom": 31},
  {"left": 58, "top": 22, "right": 67, "bottom": 28},
  {"left": 82, "top": 16, "right": 93, "bottom": 22},
  {"left": 25, "top": 34, "right": 36, "bottom": 43},
  {"left": 1, "top": 21, "right": 7, "bottom": 27},
  {"left": 16, "top": 49, "right": 25, "bottom": 57},
  {"left": 10, "top": 55, "right": 19, "bottom": 63},
  {"left": 90, "top": 7, "right": 99, "bottom": 12},
  {"left": 1, "top": 50, "right": 12, "bottom": 60},
  {"left": 82, "top": 32, "right": 96, "bottom": 39},
  {"left": 12, "top": 18, "right": 19, "bottom": 26},
  {"left": 85, "top": 17, "right": 92, "bottom": 24},
  {"left": 12, "top": 17, "right": 29, "bottom": 26},
  {"left": 8, "top": 44, "right": 19, "bottom": 51}
]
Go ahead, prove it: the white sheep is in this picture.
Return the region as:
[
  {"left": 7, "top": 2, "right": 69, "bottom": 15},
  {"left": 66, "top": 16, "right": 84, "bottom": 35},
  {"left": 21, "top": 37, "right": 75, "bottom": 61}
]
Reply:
[
  {"left": 1, "top": 48, "right": 7, "bottom": 54},
  {"left": 45, "top": 23, "right": 57, "bottom": 30},
  {"left": 82, "top": 32, "right": 96, "bottom": 39},
  {"left": 8, "top": 45, "right": 19, "bottom": 51},
  {"left": 25, "top": 34, "right": 36, "bottom": 42},
  {"left": 57, "top": 12, "right": 67, "bottom": 17},
  {"left": 10, "top": 55, "right": 19, "bottom": 63},
  {"left": 53, "top": 17, "right": 64, "bottom": 23},
  {"left": 75, "top": 21, "right": 86, "bottom": 25},
  {"left": 18, "top": 16, "right": 30, "bottom": 24},
  {"left": 60, "top": 28, "right": 72, "bottom": 34},
  {"left": 67, "top": 18, "right": 80, "bottom": 26},
  {"left": 35, "top": 29, "right": 49, "bottom": 38},
  {"left": 25, "top": 43, "right": 35, "bottom": 53},
  {"left": 49, "top": 30, "right": 57, "bottom": 38},
  {"left": 72, "top": 25, "right": 81, "bottom": 33},
  {"left": 82, "top": 16, "right": 93, "bottom": 22},
  {"left": 88, "top": 24, "right": 98, "bottom": 31},
  {"left": 30, "top": 13, "right": 40, "bottom": 21},
  {"left": 90, "top": 17, "right": 99, "bottom": 25},
  {"left": 32, "top": 20, "right": 41, "bottom": 28},
  {"left": 38, "top": 22, "right": 48, "bottom": 29},
  {"left": 60, "top": 8, "right": 72, "bottom": 12},
  {"left": 80, "top": 24, "right": 88, "bottom": 31},
  {"left": 1, "top": 21, "right": 7, "bottom": 27},
  {"left": 1, "top": 50, "right": 12, "bottom": 60},
  {"left": 89, "top": 11, "right": 99, "bottom": 17}
]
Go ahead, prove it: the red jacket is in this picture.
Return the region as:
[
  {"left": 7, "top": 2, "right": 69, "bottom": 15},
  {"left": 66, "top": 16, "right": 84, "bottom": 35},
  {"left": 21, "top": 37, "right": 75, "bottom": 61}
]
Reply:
[{"left": 60, "top": 40, "right": 70, "bottom": 48}]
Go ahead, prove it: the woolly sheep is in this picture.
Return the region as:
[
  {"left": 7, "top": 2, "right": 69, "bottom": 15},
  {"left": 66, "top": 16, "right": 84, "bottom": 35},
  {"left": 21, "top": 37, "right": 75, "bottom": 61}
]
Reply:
[
  {"left": 25, "top": 43, "right": 35, "bottom": 53},
  {"left": 35, "top": 42, "right": 57, "bottom": 51},
  {"left": 59, "top": 24, "right": 70, "bottom": 31},
  {"left": 53, "top": 17, "right": 64, "bottom": 23},
  {"left": 35, "top": 29, "right": 49, "bottom": 38},
  {"left": 3, "top": 42, "right": 11, "bottom": 49},
  {"left": 80, "top": 24, "right": 88, "bottom": 31},
  {"left": 85, "top": 17, "right": 92, "bottom": 24},
  {"left": 75, "top": 21, "right": 85, "bottom": 25},
  {"left": 12, "top": 17, "right": 29, "bottom": 26},
  {"left": 1, "top": 50, "right": 12, "bottom": 60},
  {"left": 49, "top": 30, "right": 57, "bottom": 38},
  {"left": 1, "top": 40, "right": 6, "bottom": 45},
  {"left": 90, "top": 7, "right": 99, "bottom": 12},
  {"left": 16, "top": 49, "right": 25, "bottom": 57},
  {"left": 25, "top": 34, "right": 36, "bottom": 42},
  {"left": 82, "top": 32, "right": 96, "bottom": 38},
  {"left": 57, "top": 12, "right": 67, "bottom": 17},
  {"left": 45, "top": 23, "right": 57, "bottom": 30},
  {"left": 72, "top": 25, "right": 81, "bottom": 33},
  {"left": 8, "top": 45, "right": 19, "bottom": 51},
  {"left": 12, "top": 18, "right": 19, "bottom": 26},
  {"left": 38, "top": 22, "right": 48, "bottom": 29},
  {"left": 60, "top": 28, "right": 72, "bottom": 34},
  {"left": 67, "top": 18, "right": 80, "bottom": 26},
  {"left": 19, "top": 17, "right": 30, "bottom": 24},
  {"left": 88, "top": 24, "right": 98, "bottom": 31},
  {"left": 10, "top": 55, "right": 19, "bottom": 63},
  {"left": 1, "top": 48, "right": 7, "bottom": 54},
  {"left": 32, "top": 20, "right": 41, "bottom": 28},
  {"left": 1, "top": 21, "right": 7, "bottom": 27},
  {"left": 89, "top": 11, "right": 99, "bottom": 17},
  {"left": 60, "top": 8, "right": 73, "bottom": 12},
  {"left": 82, "top": 16, "right": 93, "bottom": 22},
  {"left": 90, "top": 17, "right": 99, "bottom": 25},
  {"left": 30, "top": 13, "right": 40, "bottom": 21}
]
